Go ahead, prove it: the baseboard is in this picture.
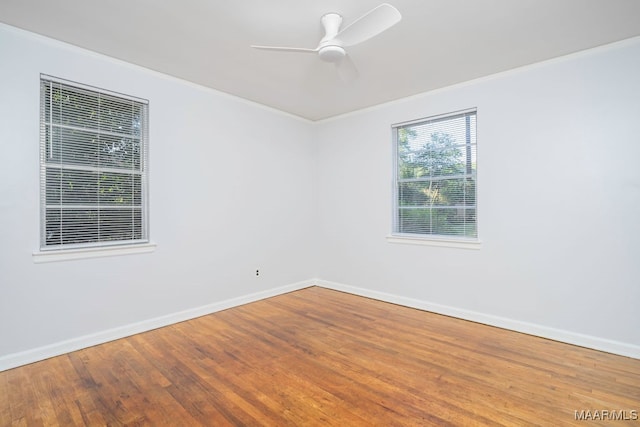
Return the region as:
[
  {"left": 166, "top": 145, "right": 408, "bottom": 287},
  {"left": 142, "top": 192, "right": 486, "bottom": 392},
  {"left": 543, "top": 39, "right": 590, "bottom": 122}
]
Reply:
[
  {"left": 314, "top": 279, "right": 640, "bottom": 360},
  {"left": 4, "top": 278, "right": 637, "bottom": 371},
  {"left": 0, "top": 280, "right": 314, "bottom": 372}
]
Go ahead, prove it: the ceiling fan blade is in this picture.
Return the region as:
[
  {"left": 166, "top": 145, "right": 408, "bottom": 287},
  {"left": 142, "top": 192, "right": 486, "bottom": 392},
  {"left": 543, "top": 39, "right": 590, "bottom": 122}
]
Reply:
[
  {"left": 336, "top": 3, "right": 401, "bottom": 47},
  {"left": 251, "top": 45, "right": 318, "bottom": 53},
  {"left": 336, "top": 55, "right": 359, "bottom": 84}
]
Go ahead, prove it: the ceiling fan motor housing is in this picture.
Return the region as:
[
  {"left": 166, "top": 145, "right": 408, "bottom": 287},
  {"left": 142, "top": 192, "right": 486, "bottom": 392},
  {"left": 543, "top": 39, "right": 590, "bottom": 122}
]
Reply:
[{"left": 318, "top": 45, "right": 346, "bottom": 62}]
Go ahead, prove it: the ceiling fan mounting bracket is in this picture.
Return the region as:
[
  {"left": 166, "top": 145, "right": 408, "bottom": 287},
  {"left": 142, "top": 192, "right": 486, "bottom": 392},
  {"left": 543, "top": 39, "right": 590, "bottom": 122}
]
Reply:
[{"left": 320, "top": 13, "right": 343, "bottom": 41}]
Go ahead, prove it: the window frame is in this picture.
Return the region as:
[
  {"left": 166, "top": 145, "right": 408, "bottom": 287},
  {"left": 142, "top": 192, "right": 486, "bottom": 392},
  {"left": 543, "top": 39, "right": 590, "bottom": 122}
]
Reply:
[
  {"left": 389, "top": 108, "right": 481, "bottom": 249},
  {"left": 36, "top": 75, "right": 153, "bottom": 260}
]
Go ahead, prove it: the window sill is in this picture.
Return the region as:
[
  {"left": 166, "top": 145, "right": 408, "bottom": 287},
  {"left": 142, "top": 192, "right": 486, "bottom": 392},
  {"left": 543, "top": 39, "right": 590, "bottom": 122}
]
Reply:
[
  {"left": 386, "top": 235, "right": 482, "bottom": 250},
  {"left": 33, "top": 242, "right": 157, "bottom": 263}
]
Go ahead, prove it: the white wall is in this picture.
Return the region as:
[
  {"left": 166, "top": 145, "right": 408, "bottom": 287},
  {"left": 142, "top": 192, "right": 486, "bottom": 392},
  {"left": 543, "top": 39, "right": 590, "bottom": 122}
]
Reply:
[
  {"left": 314, "top": 38, "right": 640, "bottom": 355},
  {"left": 0, "top": 24, "right": 316, "bottom": 367}
]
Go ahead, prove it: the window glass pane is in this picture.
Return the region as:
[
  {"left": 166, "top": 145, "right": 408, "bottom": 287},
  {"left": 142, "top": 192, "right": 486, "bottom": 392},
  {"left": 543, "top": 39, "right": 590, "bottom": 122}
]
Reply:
[{"left": 45, "top": 208, "right": 143, "bottom": 246}]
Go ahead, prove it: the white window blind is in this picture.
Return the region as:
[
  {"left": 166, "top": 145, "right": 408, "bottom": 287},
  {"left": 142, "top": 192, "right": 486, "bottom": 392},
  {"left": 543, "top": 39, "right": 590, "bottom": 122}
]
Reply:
[
  {"left": 39, "top": 76, "right": 149, "bottom": 250},
  {"left": 393, "top": 109, "right": 477, "bottom": 239}
]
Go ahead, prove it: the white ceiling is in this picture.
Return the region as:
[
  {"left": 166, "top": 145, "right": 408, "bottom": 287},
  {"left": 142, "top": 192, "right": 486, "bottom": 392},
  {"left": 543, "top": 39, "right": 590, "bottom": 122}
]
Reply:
[{"left": 2, "top": 0, "right": 640, "bottom": 121}]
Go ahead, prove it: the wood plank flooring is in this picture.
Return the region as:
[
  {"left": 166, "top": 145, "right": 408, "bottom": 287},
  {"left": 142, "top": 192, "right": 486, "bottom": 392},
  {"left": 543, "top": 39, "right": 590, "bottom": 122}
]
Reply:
[{"left": 1, "top": 286, "right": 639, "bottom": 426}]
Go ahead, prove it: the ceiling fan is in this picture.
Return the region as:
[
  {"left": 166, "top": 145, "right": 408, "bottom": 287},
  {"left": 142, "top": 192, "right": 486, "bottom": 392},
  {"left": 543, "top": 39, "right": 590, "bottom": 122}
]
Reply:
[{"left": 251, "top": 3, "right": 401, "bottom": 82}]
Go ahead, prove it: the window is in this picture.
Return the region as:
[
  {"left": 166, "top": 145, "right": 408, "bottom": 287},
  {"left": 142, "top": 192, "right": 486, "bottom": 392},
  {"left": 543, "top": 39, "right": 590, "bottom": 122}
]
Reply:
[
  {"left": 392, "top": 109, "right": 477, "bottom": 241},
  {"left": 39, "top": 76, "right": 149, "bottom": 251}
]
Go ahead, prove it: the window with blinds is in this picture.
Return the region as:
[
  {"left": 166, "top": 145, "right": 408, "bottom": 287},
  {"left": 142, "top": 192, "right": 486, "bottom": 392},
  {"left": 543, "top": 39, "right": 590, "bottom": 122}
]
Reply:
[
  {"left": 393, "top": 109, "right": 477, "bottom": 239},
  {"left": 40, "top": 76, "right": 149, "bottom": 250}
]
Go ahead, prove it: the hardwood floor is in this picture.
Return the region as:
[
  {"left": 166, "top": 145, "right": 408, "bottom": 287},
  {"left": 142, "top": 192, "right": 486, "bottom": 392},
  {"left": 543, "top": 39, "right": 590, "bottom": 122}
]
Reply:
[{"left": 1, "top": 286, "right": 639, "bottom": 426}]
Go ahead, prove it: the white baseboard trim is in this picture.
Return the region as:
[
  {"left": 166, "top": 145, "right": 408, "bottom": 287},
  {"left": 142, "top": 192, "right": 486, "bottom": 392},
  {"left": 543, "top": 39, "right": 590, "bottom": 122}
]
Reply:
[
  {"left": 3, "top": 278, "right": 637, "bottom": 371},
  {"left": 0, "top": 280, "right": 314, "bottom": 372},
  {"left": 314, "top": 279, "right": 640, "bottom": 360}
]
